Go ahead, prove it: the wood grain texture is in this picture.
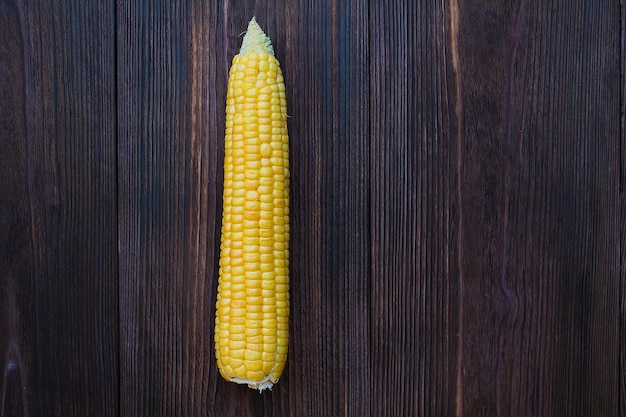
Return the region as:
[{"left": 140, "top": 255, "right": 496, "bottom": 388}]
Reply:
[
  {"left": 117, "top": 1, "right": 213, "bottom": 416},
  {"left": 455, "top": 0, "right": 621, "bottom": 416},
  {"left": 280, "top": 0, "right": 372, "bottom": 416},
  {"left": 369, "top": 1, "right": 458, "bottom": 416},
  {"left": 0, "top": 0, "right": 622, "bottom": 416},
  {"left": 0, "top": 0, "right": 119, "bottom": 416},
  {"left": 619, "top": 0, "right": 626, "bottom": 417}
]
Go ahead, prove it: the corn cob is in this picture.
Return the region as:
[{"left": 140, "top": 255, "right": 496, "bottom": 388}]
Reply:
[{"left": 215, "top": 17, "right": 290, "bottom": 392}]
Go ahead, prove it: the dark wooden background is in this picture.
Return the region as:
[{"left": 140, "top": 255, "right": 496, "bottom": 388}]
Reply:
[{"left": 0, "top": 0, "right": 623, "bottom": 416}]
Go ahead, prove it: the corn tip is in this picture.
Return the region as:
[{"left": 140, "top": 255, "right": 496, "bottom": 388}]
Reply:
[{"left": 239, "top": 17, "right": 275, "bottom": 56}]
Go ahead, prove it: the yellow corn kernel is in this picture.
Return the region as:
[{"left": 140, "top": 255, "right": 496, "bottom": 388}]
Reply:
[{"left": 215, "top": 17, "right": 289, "bottom": 393}]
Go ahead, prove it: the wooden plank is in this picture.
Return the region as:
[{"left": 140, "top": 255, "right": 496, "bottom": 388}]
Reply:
[
  {"left": 180, "top": 1, "right": 228, "bottom": 415},
  {"left": 117, "top": 1, "right": 210, "bottom": 416},
  {"left": 369, "top": 1, "right": 458, "bottom": 416},
  {"left": 619, "top": 1, "right": 626, "bottom": 417},
  {"left": 454, "top": 1, "right": 621, "bottom": 416},
  {"left": 283, "top": 1, "right": 371, "bottom": 416},
  {"left": 0, "top": 1, "right": 35, "bottom": 414},
  {"left": 0, "top": 0, "right": 118, "bottom": 416},
  {"left": 279, "top": 2, "right": 329, "bottom": 416}
]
